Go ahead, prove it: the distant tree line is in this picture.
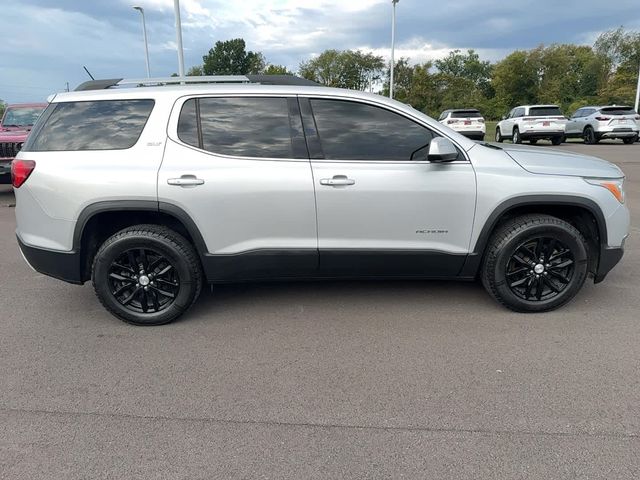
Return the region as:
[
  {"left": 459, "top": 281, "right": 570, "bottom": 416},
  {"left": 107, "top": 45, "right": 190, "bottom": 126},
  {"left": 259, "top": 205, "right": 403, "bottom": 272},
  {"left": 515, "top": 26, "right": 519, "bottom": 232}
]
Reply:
[{"left": 183, "top": 28, "right": 640, "bottom": 120}]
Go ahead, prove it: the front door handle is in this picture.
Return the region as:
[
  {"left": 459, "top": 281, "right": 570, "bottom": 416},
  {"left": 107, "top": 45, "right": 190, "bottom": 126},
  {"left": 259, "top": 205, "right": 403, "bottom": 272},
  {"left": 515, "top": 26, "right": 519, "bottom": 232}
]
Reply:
[
  {"left": 167, "top": 175, "right": 205, "bottom": 187},
  {"left": 320, "top": 175, "right": 355, "bottom": 187}
]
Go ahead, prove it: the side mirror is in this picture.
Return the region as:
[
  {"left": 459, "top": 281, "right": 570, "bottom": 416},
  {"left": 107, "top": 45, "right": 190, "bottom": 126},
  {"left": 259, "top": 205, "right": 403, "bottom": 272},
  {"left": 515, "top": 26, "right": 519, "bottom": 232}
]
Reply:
[
  {"left": 428, "top": 137, "right": 458, "bottom": 163},
  {"left": 501, "top": 115, "right": 507, "bottom": 120}
]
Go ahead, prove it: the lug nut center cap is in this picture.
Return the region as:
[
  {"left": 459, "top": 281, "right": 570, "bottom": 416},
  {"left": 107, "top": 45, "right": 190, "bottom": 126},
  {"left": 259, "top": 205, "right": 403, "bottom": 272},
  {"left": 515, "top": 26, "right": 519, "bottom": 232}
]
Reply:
[
  {"left": 534, "top": 264, "right": 545, "bottom": 274},
  {"left": 139, "top": 275, "right": 150, "bottom": 286}
]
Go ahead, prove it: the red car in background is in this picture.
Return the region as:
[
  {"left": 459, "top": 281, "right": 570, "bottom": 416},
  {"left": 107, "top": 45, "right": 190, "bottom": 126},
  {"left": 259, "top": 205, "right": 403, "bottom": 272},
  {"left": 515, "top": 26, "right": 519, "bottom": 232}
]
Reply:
[{"left": 1, "top": 103, "right": 47, "bottom": 183}]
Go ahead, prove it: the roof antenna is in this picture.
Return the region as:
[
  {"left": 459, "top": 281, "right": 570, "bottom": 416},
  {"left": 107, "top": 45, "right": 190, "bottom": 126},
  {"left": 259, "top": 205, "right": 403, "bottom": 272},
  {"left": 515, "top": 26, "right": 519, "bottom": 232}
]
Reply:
[{"left": 83, "top": 66, "right": 95, "bottom": 80}]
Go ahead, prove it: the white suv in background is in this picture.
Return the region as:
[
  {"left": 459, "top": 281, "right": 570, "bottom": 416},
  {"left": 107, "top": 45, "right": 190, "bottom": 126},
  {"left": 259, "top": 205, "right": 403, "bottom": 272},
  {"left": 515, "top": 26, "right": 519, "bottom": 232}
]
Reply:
[
  {"left": 565, "top": 105, "right": 640, "bottom": 144},
  {"left": 438, "top": 109, "right": 485, "bottom": 141},
  {"left": 496, "top": 105, "right": 567, "bottom": 145}
]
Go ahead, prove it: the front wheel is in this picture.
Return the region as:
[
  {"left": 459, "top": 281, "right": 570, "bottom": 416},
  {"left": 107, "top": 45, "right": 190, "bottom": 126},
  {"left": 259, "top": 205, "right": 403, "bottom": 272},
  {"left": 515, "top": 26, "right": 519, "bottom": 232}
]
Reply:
[
  {"left": 495, "top": 128, "right": 504, "bottom": 143},
  {"left": 481, "top": 214, "right": 588, "bottom": 312},
  {"left": 92, "top": 225, "right": 203, "bottom": 325}
]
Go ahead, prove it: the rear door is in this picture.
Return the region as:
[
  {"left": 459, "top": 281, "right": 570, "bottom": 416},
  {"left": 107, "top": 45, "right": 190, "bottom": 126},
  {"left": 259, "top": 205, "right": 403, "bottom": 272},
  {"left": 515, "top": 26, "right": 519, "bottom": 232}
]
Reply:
[
  {"left": 159, "top": 95, "right": 318, "bottom": 281},
  {"left": 301, "top": 97, "right": 476, "bottom": 277}
]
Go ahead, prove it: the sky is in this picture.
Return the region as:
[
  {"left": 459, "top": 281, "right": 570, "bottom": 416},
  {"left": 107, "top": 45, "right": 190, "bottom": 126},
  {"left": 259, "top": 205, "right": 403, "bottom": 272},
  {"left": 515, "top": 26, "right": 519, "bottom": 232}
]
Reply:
[{"left": 1, "top": 0, "right": 639, "bottom": 103}]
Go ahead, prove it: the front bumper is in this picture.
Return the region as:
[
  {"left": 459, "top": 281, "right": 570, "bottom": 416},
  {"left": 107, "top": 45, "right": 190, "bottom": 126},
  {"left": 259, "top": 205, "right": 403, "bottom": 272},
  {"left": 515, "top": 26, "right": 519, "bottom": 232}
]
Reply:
[
  {"left": 17, "top": 235, "right": 84, "bottom": 284},
  {"left": 594, "top": 246, "right": 624, "bottom": 283}
]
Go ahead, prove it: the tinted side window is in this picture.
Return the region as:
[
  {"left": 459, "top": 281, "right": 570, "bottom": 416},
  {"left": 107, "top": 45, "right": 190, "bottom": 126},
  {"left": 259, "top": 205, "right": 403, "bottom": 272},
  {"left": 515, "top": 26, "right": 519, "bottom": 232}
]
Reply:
[
  {"left": 180, "top": 97, "right": 293, "bottom": 158},
  {"left": 572, "top": 109, "right": 584, "bottom": 118},
  {"left": 25, "top": 100, "right": 154, "bottom": 151},
  {"left": 514, "top": 108, "right": 525, "bottom": 118},
  {"left": 310, "top": 99, "right": 434, "bottom": 161}
]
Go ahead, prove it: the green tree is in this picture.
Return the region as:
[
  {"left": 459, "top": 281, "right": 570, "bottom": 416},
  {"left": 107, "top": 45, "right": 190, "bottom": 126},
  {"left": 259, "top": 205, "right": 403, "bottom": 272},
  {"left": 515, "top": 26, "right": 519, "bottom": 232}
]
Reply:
[
  {"left": 0, "top": 100, "right": 5, "bottom": 119},
  {"left": 435, "top": 49, "right": 494, "bottom": 97},
  {"left": 595, "top": 28, "right": 640, "bottom": 104},
  {"left": 299, "top": 49, "right": 385, "bottom": 90},
  {"left": 202, "top": 38, "right": 266, "bottom": 75},
  {"left": 263, "top": 64, "right": 292, "bottom": 75},
  {"left": 491, "top": 49, "right": 542, "bottom": 113},
  {"left": 186, "top": 65, "right": 204, "bottom": 76}
]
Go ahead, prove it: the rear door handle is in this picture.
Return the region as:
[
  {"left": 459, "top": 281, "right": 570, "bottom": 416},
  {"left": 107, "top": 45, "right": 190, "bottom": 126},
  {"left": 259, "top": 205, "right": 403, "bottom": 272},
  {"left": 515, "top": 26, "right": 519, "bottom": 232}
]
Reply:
[
  {"left": 320, "top": 175, "right": 355, "bottom": 187},
  {"left": 167, "top": 175, "right": 204, "bottom": 187}
]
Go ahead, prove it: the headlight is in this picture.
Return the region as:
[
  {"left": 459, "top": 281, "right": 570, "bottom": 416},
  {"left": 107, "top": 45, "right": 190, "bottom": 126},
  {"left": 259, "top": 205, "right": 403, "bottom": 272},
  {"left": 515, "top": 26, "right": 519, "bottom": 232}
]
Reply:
[{"left": 585, "top": 178, "right": 625, "bottom": 203}]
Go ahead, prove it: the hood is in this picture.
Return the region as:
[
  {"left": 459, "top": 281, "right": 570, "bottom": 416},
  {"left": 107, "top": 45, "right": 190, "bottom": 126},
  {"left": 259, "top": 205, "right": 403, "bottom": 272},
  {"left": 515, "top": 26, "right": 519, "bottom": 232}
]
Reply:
[
  {"left": 501, "top": 144, "right": 623, "bottom": 179},
  {"left": 0, "top": 130, "right": 30, "bottom": 142}
]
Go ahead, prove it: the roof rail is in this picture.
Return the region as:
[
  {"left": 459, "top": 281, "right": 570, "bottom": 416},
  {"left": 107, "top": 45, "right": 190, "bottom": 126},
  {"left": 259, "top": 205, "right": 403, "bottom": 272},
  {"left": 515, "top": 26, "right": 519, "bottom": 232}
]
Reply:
[{"left": 75, "top": 75, "right": 319, "bottom": 91}]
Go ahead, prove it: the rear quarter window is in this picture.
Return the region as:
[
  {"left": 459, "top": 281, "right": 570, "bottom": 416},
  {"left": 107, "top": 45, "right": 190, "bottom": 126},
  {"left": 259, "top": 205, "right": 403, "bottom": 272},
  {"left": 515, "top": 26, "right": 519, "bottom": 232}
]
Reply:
[{"left": 23, "top": 99, "right": 155, "bottom": 151}]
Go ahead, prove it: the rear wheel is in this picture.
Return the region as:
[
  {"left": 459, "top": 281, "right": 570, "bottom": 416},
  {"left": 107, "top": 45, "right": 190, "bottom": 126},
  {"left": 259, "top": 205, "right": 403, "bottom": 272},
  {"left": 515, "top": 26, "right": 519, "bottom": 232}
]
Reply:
[
  {"left": 584, "top": 126, "right": 598, "bottom": 144},
  {"left": 623, "top": 136, "right": 637, "bottom": 144},
  {"left": 481, "top": 214, "right": 588, "bottom": 313},
  {"left": 495, "top": 127, "right": 504, "bottom": 143},
  {"left": 512, "top": 128, "right": 522, "bottom": 144},
  {"left": 92, "top": 225, "right": 202, "bottom": 326},
  {"left": 551, "top": 136, "right": 564, "bottom": 146}
]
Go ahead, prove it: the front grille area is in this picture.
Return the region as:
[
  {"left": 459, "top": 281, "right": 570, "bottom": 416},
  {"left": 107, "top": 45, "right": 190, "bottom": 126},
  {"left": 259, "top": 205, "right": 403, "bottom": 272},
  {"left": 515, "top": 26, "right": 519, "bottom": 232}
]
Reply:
[{"left": 0, "top": 142, "right": 21, "bottom": 159}]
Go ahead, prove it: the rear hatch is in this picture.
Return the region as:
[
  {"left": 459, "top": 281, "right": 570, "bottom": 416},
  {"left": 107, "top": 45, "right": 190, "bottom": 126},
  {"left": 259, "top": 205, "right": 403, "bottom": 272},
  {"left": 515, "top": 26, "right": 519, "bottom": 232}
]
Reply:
[
  {"left": 524, "top": 106, "right": 566, "bottom": 131},
  {"left": 597, "top": 107, "right": 639, "bottom": 130},
  {"left": 447, "top": 110, "right": 484, "bottom": 131}
]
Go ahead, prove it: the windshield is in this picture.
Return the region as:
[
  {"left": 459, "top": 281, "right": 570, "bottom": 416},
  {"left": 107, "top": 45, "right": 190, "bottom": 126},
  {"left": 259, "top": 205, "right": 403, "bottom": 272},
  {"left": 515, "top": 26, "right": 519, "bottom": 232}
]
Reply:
[
  {"left": 528, "top": 107, "right": 563, "bottom": 117},
  {"left": 600, "top": 107, "right": 636, "bottom": 116},
  {"left": 1, "top": 106, "right": 46, "bottom": 127},
  {"left": 451, "top": 110, "right": 482, "bottom": 118}
]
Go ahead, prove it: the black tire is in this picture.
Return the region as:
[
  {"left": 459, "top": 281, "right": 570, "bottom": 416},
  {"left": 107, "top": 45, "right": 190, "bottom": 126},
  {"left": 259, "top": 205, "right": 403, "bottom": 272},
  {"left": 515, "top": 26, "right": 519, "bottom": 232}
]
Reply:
[
  {"left": 512, "top": 127, "right": 522, "bottom": 144},
  {"left": 622, "top": 136, "right": 637, "bottom": 144},
  {"left": 584, "top": 126, "right": 598, "bottom": 145},
  {"left": 495, "top": 128, "right": 504, "bottom": 143},
  {"left": 551, "top": 136, "right": 563, "bottom": 146},
  {"left": 92, "top": 225, "right": 203, "bottom": 326},
  {"left": 529, "top": 138, "right": 538, "bottom": 145},
  {"left": 481, "top": 214, "right": 588, "bottom": 313}
]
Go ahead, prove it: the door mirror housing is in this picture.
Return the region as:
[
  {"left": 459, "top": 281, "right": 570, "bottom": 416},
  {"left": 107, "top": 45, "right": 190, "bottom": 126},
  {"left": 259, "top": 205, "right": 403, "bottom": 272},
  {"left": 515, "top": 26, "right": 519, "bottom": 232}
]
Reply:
[
  {"left": 427, "top": 137, "right": 459, "bottom": 162},
  {"left": 501, "top": 115, "right": 507, "bottom": 120}
]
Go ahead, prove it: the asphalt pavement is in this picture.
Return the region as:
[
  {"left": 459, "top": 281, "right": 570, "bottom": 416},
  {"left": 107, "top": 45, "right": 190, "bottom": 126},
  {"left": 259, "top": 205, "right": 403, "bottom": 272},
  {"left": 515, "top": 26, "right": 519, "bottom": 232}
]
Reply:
[{"left": 1, "top": 141, "right": 639, "bottom": 479}]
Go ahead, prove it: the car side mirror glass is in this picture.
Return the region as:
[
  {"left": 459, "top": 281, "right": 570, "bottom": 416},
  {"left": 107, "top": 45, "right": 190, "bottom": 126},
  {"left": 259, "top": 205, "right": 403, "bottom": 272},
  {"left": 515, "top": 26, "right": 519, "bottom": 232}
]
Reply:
[
  {"left": 427, "top": 137, "right": 458, "bottom": 163},
  {"left": 501, "top": 115, "right": 507, "bottom": 120}
]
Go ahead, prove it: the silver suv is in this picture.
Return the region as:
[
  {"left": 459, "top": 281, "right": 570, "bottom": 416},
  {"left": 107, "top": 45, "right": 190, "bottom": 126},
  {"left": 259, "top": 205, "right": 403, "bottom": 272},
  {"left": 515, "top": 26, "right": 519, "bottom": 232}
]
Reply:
[
  {"left": 13, "top": 76, "right": 630, "bottom": 325},
  {"left": 496, "top": 105, "right": 567, "bottom": 145},
  {"left": 565, "top": 105, "right": 640, "bottom": 144}
]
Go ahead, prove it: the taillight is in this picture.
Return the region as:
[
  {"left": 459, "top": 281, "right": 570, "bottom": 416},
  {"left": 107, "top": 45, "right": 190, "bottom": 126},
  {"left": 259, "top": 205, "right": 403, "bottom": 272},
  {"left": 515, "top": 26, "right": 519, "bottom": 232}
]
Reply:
[
  {"left": 595, "top": 116, "right": 611, "bottom": 122},
  {"left": 11, "top": 160, "right": 36, "bottom": 188}
]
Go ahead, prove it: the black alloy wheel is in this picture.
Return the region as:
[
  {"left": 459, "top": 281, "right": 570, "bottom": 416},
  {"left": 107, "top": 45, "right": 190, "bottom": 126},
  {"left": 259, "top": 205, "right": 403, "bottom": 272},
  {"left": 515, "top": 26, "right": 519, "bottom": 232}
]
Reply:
[{"left": 505, "top": 237, "right": 575, "bottom": 301}]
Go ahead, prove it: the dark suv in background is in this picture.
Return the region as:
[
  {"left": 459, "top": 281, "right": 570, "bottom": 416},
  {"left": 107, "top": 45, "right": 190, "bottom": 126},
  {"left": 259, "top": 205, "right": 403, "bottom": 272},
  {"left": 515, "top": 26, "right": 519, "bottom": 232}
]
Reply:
[{"left": 0, "top": 103, "right": 47, "bottom": 183}]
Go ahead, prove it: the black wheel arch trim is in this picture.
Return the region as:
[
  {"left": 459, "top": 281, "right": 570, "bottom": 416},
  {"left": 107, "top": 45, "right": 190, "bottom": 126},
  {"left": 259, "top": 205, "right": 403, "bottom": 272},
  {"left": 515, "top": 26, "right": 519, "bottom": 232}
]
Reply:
[
  {"left": 72, "top": 200, "right": 209, "bottom": 256},
  {"left": 460, "top": 195, "right": 608, "bottom": 278}
]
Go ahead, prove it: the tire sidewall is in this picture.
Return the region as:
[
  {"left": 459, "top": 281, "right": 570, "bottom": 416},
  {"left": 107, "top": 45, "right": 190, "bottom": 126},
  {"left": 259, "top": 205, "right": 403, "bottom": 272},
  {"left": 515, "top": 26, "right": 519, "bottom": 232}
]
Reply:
[
  {"left": 93, "top": 234, "right": 197, "bottom": 325},
  {"left": 495, "top": 128, "right": 502, "bottom": 142},
  {"left": 513, "top": 128, "right": 521, "bottom": 144},
  {"left": 490, "top": 224, "right": 588, "bottom": 312}
]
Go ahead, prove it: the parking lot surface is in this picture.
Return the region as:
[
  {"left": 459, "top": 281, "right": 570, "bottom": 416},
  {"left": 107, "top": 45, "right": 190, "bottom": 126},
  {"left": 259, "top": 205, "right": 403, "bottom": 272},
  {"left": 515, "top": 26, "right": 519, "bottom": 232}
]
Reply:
[{"left": 1, "top": 142, "right": 639, "bottom": 479}]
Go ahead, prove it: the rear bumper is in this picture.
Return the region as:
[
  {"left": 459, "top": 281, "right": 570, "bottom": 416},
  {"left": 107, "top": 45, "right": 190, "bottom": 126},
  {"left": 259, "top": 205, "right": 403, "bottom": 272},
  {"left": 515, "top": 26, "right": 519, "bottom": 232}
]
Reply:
[
  {"left": 594, "top": 246, "right": 624, "bottom": 283},
  {"left": 598, "top": 129, "right": 638, "bottom": 139},
  {"left": 521, "top": 130, "right": 564, "bottom": 139},
  {"left": 17, "top": 235, "right": 84, "bottom": 285}
]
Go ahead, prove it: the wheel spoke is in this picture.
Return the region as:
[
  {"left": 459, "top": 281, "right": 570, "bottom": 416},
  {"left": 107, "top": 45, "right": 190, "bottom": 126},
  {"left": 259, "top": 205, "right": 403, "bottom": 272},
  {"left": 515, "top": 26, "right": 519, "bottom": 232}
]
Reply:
[
  {"left": 548, "top": 270, "right": 570, "bottom": 284},
  {"left": 109, "top": 272, "right": 132, "bottom": 282},
  {"left": 150, "top": 286, "right": 175, "bottom": 299},
  {"left": 549, "top": 249, "right": 570, "bottom": 262},
  {"left": 150, "top": 290, "right": 161, "bottom": 311},
  {"left": 542, "top": 276, "right": 560, "bottom": 293},
  {"left": 139, "top": 249, "right": 149, "bottom": 270},
  {"left": 510, "top": 276, "right": 531, "bottom": 288},
  {"left": 148, "top": 256, "right": 165, "bottom": 272},
  {"left": 139, "top": 288, "right": 148, "bottom": 313},
  {"left": 535, "top": 277, "right": 544, "bottom": 300},
  {"left": 518, "top": 244, "right": 537, "bottom": 260},
  {"left": 113, "top": 262, "right": 135, "bottom": 274},
  {"left": 155, "top": 278, "right": 179, "bottom": 288},
  {"left": 511, "top": 254, "right": 531, "bottom": 267},
  {"left": 121, "top": 287, "right": 141, "bottom": 305},
  {"left": 524, "top": 277, "right": 535, "bottom": 299},
  {"left": 506, "top": 267, "right": 529, "bottom": 277},
  {"left": 550, "top": 259, "right": 574, "bottom": 270},
  {"left": 534, "top": 238, "right": 544, "bottom": 259},
  {"left": 156, "top": 264, "right": 173, "bottom": 277},
  {"left": 544, "top": 239, "right": 557, "bottom": 262},
  {"left": 113, "top": 282, "right": 136, "bottom": 297},
  {"left": 127, "top": 250, "right": 138, "bottom": 271}
]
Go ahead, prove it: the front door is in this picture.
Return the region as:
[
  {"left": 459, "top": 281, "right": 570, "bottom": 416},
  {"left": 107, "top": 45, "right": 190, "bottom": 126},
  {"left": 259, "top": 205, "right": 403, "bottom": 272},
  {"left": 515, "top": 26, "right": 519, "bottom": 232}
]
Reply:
[{"left": 300, "top": 97, "right": 477, "bottom": 277}]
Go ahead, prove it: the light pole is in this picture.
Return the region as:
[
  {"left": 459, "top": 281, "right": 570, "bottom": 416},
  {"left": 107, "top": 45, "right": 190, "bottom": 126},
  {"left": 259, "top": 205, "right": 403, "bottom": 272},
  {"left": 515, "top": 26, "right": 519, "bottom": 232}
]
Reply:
[
  {"left": 389, "top": 0, "right": 399, "bottom": 99},
  {"left": 132, "top": 6, "right": 151, "bottom": 78},
  {"left": 635, "top": 61, "right": 640, "bottom": 113},
  {"left": 173, "top": 0, "right": 185, "bottom": 78}
]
